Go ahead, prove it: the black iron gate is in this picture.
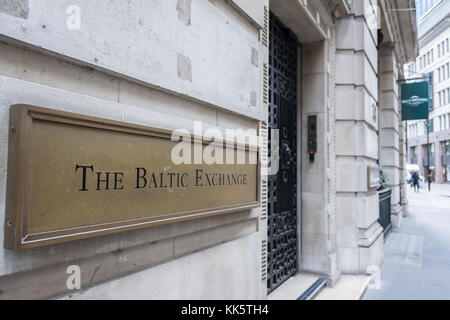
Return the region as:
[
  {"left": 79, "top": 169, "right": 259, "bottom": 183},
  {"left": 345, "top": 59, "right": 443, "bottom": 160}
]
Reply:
[{"left": 267, "top": 13, "right": 299, "bottom": 293}]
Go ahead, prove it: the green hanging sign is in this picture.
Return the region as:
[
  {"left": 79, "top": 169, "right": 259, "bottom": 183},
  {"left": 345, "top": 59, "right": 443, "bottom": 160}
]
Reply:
[{"left": 401, "top": 81, "right": 430, "bottom": 121}]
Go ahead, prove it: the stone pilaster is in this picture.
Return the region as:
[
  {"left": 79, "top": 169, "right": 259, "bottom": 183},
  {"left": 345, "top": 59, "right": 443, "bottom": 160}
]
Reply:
[
  {"left": 398, "top": 79, "right": 409, "bottom": 217},
  {"left": 379, "top": 46, "right": 402, "bottom": 231},
  {"left": 436, "top": 137, "right": 443, "bottom": 183},
  {"left": 334, "top": 0, "right": 383, "bottom": 274}
]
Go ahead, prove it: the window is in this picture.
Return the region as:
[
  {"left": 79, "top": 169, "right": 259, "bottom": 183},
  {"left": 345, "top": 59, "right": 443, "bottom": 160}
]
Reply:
[
  {"left": 438, "top": 44, "right": 441, "bottom": 58},
  {"left": 442, "top": 141, "right": 450, "bottom": 156},
  {"left": 428, "top": 120, "right": 434, "bottom": 133},
  {"left": 411, "top": 146, "right": 418, "bottom": 163},
  {"left": 424, "top": 142, "right": 435, "bottom": 156},
  {"left": 423, "top": 143, "right": 430, "bottom": 156}
]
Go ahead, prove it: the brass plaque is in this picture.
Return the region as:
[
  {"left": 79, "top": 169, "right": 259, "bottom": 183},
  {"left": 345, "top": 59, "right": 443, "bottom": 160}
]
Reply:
[{"left": 5, "top": 105, "right": 259, "bottom": 250}]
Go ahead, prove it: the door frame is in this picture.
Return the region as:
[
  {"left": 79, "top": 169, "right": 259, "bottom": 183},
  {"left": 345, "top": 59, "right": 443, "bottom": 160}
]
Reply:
[{"left": 296, "top": 45, "right": 302, "bottom": 273}]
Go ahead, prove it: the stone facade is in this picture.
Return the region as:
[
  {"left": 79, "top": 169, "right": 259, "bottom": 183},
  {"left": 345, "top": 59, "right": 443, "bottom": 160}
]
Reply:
[{"left": 0, "top": 0, "right": 416, "bottom": 299}]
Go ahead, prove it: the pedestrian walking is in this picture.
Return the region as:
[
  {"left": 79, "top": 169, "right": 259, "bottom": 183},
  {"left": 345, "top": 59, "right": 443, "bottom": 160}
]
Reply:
[{"left": 412, "top": 170, "right": 420, "bottom": 193}]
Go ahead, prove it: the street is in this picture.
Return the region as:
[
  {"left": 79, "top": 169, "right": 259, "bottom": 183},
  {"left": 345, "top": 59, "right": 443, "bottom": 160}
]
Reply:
[{"left": 364, "top": 183, "right": 450, "bottom": 299}]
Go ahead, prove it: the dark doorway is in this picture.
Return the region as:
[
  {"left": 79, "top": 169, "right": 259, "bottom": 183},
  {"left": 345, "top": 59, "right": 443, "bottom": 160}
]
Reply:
[{"left": 267, "top": 12, "right": 299, "bottom": 293}]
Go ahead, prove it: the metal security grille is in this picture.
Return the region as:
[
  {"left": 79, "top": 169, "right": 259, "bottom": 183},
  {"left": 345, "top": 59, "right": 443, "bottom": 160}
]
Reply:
[
  {"left": 267, "top": 13, "right": 299, "bottom": 293},
  {"left": 378, "top": 188, "right": 392, "bottom": 239}
]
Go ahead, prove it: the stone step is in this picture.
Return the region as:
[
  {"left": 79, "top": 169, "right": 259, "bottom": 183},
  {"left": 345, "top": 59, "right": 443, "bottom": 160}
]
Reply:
[
  {"left": 313, "top": 275, "right": 372, "bottom": 300},
  {"left": 268, "top": 274, "right": 327, "bottom": 300}
]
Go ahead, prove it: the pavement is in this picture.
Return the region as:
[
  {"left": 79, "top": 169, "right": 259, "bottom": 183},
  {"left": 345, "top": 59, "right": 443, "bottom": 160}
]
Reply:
[{"left": 363, "top": 183, "right": 450, "bottom": 300}]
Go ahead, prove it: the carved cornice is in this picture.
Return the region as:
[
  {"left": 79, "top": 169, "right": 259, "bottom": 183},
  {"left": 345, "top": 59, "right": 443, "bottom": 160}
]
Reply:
[{"left": 320, "top": 0, "right": 351, "bottom": 23}]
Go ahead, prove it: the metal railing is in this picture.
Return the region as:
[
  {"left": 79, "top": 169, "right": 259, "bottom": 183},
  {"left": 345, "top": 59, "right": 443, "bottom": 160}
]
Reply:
[{"left": 378, "top": 188, "right": 392, "bottom": 239}]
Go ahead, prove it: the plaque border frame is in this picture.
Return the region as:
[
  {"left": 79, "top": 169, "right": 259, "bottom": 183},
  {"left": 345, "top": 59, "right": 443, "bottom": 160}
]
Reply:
[{"left": 4, "top": 104, "right": 260, "bottom": 250}]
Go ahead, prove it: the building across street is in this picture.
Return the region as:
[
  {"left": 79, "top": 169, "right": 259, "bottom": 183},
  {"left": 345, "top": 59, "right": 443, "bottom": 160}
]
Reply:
[{"left": 405, "top": 0, "right": 450, "bottom": 184}]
